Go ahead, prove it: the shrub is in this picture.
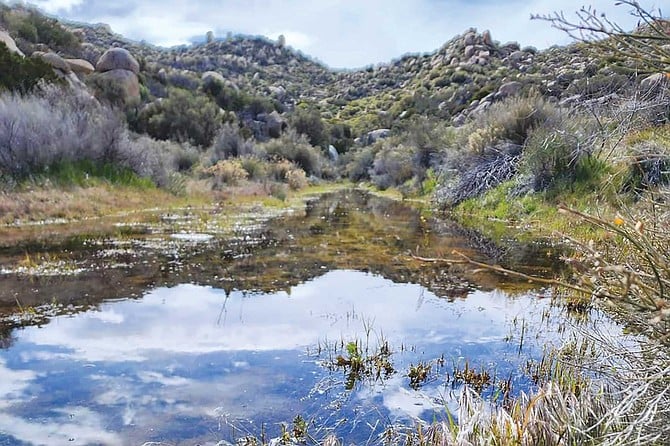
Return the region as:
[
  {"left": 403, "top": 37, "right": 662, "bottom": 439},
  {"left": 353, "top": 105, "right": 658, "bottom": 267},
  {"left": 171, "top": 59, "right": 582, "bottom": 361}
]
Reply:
[
  {"left": 369, "top": 143, "right": 415, "bottom": 190},
  {"left": 2, "top": 8, "right": 80, "bottom": 54},
  {"left": 0, "top": 42, "right": 58, "bottom": 93},
  {"left": 285, "top": 166, "right": 308, "bottom": 190},
  {"left": 290, "top": 106, "right": 327, "bottom": 147},
  {"left": 467, "top": 95, "right": 563, "bottom": 153},
  {"left": 260, "top": 129, "right": 323, "bottom": 176},
  {"left": 619, "top": 139, "right": 670, "bottom": 193},
  {"left": 138, "top": 88, "right": 222, "bottom": 148},
  {"left": 0, "top": 86, "right": 180, "bottom": 187},
  {"left": 208, "top": 123, "right": 256, "bottom": 162},
  {"left": 203, "top": 159, "right": 248, "bottom": 187},
  {"left": 239, "top": 156, "right": 269, "bottom": 180},
  {"left": 519, "top": 112, "right": 599, "bottom": 191},
  {"left": 343, "top": 145, "right": 376, "bottom": 182}
]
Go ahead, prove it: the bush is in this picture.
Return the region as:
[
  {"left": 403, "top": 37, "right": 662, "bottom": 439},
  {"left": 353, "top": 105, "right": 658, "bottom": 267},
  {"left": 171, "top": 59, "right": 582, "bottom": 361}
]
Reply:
[
  {"left": 2, "top": 8, "right": 80, "bottom": 54},
  {"left": 467, "top": 95, "right": 563, "bottom": 154},
  {"left": 239, "top": 156, "right": 269, "bottom": 180},
  {"left": 137, "top": 88, "right": 222, "bottom": 148},
  {"left": 619, "top": 140, "right": 670, "bottom": 193},
  {"left": 0, "top": 42, "right": 58, "bottom": 93},
  {"left": 0, "top": 86, "right": 180, "bottom": 187},
  {"left": 203, "top": 159, "right": 248, "bottom": 187},
  {"left": 343, "top": 145, "right": 376, "bottom": 182},
  {"left": 285, "top": 166, "right": 308, "bottom": 190},
  {"left": 260, "top": 129, "right": 323, "bottom": 176},
  {"left": 208, "top": 123, "right": 256, "bottom": 162},
  {"left": 290, "top": 107, "right": 327, "bottom": 147},
  {"left": 369, "top": 143, "right": 415, "bottom": 190},
  {"left": 519, "top": 112, "right": 599, "bottom": 191}
]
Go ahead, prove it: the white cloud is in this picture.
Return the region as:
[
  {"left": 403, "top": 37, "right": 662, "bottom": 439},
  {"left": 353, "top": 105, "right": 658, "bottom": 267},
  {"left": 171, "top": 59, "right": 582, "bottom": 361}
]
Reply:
[{"left": 16, "top": 0, "right": 657, "bottom": 68}]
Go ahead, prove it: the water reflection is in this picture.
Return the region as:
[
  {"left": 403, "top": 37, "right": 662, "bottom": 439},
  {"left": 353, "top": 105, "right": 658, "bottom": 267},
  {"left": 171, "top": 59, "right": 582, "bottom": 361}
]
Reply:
[
  {"left": 0, "top": 191, "right": 600, "bottom": 444},
  {"left": 0, "top": 270, "right": 600, "bottom": 445}
]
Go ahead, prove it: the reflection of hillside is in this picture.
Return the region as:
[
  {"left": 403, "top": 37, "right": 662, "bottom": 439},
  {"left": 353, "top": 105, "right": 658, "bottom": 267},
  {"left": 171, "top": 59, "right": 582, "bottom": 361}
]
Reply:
[{"left": 0, "top": 190, "right": 559, "bottom": 336}]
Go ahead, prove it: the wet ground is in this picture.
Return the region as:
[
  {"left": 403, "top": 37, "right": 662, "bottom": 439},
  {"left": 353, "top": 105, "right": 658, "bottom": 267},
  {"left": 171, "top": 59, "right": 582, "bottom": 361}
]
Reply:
[{"left": 0, "top": 189, "right": 625, "bottom": 445}]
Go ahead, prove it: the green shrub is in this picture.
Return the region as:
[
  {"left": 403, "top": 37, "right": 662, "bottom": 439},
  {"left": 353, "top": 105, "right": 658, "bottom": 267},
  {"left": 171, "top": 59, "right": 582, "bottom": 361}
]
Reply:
[
  {"left": 290, "top": 106, "right": 327, "bottom": 147},
  {"left": 2, "top": 8, "right": 80, "bottom": 54},
  {"left": 369, "top": 143, "right": 415, "bottom": 190},
  {"left": 619, "top": 140, "right": 670, "bottom": 193},
  {"left": 0, "top": 42, "right": 58, "bottom": 93},
  {"left": 137, "top": 88, "right": 222, "bottom": 148},
  {"left": 468, "top": 95, "right": 562, "bottom": 153},
  {"left": 260, "top": 129, "right": 323, "bottom": 176},
  {"left": 343, "top": 145, "right": 376, "bottom": 182},
  {"left": 239, "top": 156, "right": 269, "bottom": 180}
]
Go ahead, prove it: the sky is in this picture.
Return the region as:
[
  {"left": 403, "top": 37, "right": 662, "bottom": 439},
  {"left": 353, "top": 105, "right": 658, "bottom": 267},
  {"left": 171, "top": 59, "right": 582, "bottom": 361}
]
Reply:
[{"left": 11, "top": 0, "right": 659, "bottom": 69}]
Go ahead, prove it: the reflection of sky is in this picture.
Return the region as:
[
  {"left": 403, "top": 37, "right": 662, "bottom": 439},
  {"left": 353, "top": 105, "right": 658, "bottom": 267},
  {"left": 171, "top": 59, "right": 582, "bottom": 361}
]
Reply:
[{"left": 0, "top": 270, "right": 622, "bottom": 445}]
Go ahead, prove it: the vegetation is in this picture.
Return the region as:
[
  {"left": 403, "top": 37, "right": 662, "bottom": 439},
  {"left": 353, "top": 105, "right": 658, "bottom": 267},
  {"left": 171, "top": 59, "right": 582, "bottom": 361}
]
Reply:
[
  {"left": 2, "top": 1, "right": 670, "bottom": 444},
  {"left": 0, "top": 42, "right": 57, "bottom": 93}
]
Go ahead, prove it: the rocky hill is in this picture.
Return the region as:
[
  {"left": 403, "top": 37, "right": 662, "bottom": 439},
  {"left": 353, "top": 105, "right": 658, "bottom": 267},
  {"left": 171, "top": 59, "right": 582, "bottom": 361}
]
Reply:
[{"left": 0, "top": 3, "right": 658, "bottom": 140}]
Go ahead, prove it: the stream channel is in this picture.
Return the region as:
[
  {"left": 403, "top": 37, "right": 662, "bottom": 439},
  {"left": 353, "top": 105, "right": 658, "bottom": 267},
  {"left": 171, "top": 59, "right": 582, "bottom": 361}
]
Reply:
[{"left": 0, "top": 189, "right": 627, "bottom": 445}]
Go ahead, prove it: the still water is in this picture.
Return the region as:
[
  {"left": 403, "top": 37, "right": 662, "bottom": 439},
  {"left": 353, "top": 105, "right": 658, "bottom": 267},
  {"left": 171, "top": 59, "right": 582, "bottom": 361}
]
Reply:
[{"left": 0, "top": 190, "right": 622, "bottom": 445}]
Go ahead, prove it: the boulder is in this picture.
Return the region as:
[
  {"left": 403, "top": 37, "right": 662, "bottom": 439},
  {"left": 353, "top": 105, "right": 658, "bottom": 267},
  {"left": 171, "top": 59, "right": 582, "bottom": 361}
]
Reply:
[
  {"left": 96, "top": 48, "right": 140, "bottom": 74},
  {"left": 362, "top": 128, "right": 391, "bottom": 146},
  {"left": 464, "top": 45, "right": 475, "bottom": 58},
  {"left": 0, "top": 30, "right": 23, "bottom": 57},
  {"left": 35, "top": 52, "right": 72, "bottom": 73},
  {"left": 61, "top": 71, "right": 87, "bottom": 90},
  {"left": 328, "top": 145, "right": 339, "bottom": 162},
  {"left": 202, "top": 70, "right": 225, "bottom": 85},
  {"left": 463, "top": 31, "right": 476, "bottom": 46},
  {"left": 257, "top": 111, "right": 287, "bottom": 138},
  {"left": 497, "top": 81, "right": 523, "bottom": 98},
  {"left": 66, "top": 58, "right": 95, "bottom": 75},
  {"left": 97, "top": 69, "right": 140, "bottom": 103}
]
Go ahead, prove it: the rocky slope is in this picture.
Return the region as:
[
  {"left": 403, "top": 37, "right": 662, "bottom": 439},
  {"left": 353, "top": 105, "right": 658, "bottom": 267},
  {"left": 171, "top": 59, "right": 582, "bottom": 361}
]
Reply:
[{"left": 0, "top": 3, "right": 658, "bottom": 138}]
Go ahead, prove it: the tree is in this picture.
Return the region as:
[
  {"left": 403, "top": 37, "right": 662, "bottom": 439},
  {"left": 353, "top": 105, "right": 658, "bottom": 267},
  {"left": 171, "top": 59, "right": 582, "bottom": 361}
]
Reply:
[{"left": 532, "top": 1, "right": 669, "bottom": 73}]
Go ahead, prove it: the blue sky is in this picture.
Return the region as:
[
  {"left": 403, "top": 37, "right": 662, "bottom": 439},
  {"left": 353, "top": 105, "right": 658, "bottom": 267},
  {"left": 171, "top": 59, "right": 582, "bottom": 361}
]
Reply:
[{"left": 17, "top": 0, "right": 656, "bottom": 68}]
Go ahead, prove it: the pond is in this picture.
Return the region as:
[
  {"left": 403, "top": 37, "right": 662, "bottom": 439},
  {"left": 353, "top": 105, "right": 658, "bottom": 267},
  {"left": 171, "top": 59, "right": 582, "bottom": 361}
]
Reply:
[{"left": 0, "top": 190, "right": 625, "bottom": 445}]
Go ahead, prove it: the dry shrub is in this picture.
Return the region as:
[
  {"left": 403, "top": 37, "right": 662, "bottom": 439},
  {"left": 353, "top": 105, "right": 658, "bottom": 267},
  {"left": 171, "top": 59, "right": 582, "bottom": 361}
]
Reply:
[
  {"left": 285, "top": 167, "right": 308, "bottom": 190},
  {"left": 203, "top": 159, "right": 248, "bottom": 187}
]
